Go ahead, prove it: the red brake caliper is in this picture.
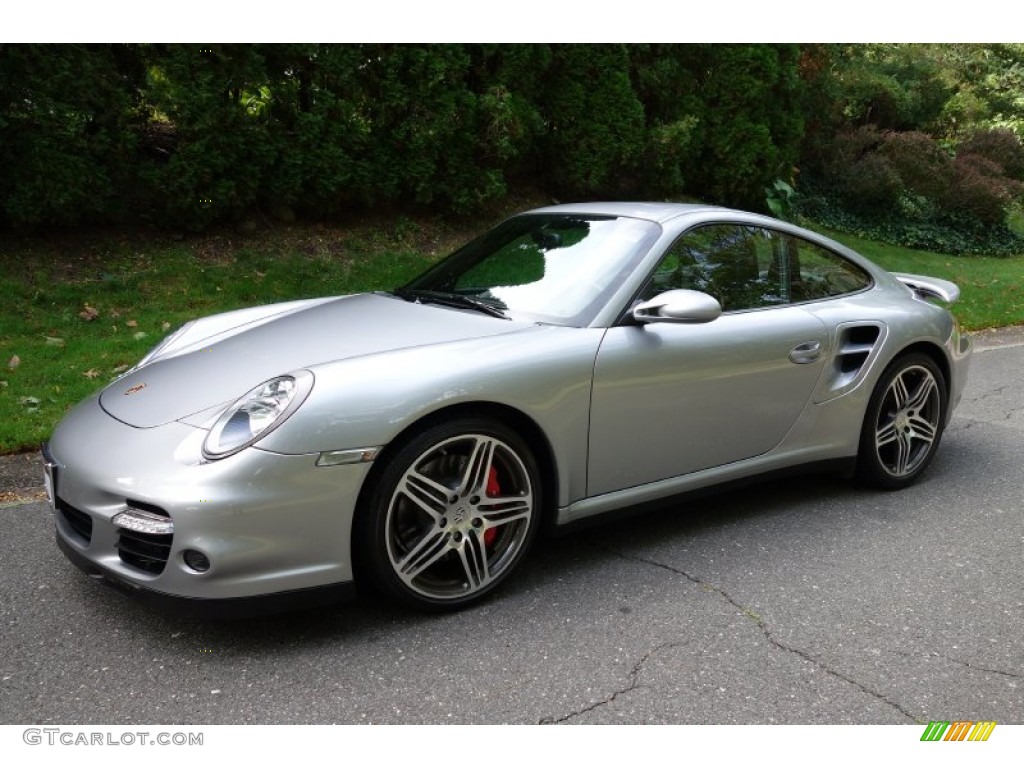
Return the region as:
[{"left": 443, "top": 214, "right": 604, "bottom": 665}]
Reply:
[{"left": 483, "top": 466, "right": 500, "bottom": 547}]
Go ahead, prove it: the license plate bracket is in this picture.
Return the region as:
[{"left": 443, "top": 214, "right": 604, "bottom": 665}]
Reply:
[{"left": 41, "top": 444, "right": 58, "bottom": 511}]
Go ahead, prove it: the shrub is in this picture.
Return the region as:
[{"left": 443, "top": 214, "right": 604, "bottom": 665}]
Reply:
[
  {"left": 0, "top": 44, "right": 143, "bottom": 228},
  {"left": 878, "top": 130, "right": 952, "bottom": 200},
  {"left": 797, "top": 184, "right": 1024, "bottom": 257},
  {"left": 687, "top": 44, "right": 805, "bottom": 210},
  {"left": 140, "top": 44, "right": 278, "bottom": 229},
  {"left": 643, "top": 116, "right": 700, "bottom": 196},
  {"left": 838, "top": 152, "right": 905, "bottom": 213},
  {"left": 957, "top": 128, "right": 1024, "bottom": 180},
  {"left": 836, "top": 45, "right": 954, "bottom": 132},
  {"left": 0, "top": 44, "right": 812, "bottom": 230},
  {"left": 821, "top": 126, "right": 885, "bottom": 182},
  {"left": 540, "top": 45, "right": 645, "bottom": 196},
  {"left": 942, "top": 154, "right": 1023, "bottom": 224}
]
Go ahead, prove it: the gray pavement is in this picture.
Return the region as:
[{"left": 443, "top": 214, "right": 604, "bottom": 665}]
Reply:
[{"left": 1, "top": 332, "right": 1021, "bottom": 724}]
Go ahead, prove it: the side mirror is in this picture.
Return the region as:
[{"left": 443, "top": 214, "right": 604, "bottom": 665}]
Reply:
[{"left": 633, "top": 289, "right": 722, "bottom": 324}]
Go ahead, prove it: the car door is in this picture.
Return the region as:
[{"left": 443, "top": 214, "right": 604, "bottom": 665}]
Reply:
[{"left": 586, "top": 223, "right": 832, "bottom": 496}]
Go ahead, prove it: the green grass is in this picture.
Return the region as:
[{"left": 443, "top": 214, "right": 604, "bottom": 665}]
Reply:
[
  {"left": 823, "top": 230, "right": 1024, "bottom": 331},
  {"left": 2, "top": 222, "right": 1022, "bottom": 454}
]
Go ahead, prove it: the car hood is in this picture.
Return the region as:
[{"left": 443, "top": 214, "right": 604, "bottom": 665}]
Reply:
[{"left": 100, "top": 293, "right": 530, "bottom": 428}]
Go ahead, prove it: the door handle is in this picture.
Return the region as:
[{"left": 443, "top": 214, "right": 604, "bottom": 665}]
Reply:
[{"left": 789, "top": 340, "right": 822, "bottom": 364}]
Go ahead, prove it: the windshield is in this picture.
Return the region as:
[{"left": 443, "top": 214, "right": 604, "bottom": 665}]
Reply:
[{"left": 401, "top": 213, "right": 661, "bottom": 326}]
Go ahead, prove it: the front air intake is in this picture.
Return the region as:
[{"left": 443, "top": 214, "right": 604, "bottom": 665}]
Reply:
[
  {"left": 56, "top": 497, "right": 93, "bottom": 544},
  {"left": 115, "top": 501, "right": 173, "bottom": 575}
]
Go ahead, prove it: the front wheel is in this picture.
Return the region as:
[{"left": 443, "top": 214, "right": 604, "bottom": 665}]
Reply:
[
  {"left": 355, "top": 417, "right": 541, "bottom": 611},
  {"left": 856, "top": 353, "right": 946, "bottom": 489}
]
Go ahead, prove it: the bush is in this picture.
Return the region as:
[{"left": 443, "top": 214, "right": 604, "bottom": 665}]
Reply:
[
  {"left": 878, "top": 130, "right": 952, "bottom": 200},
  {"left": 0, "top": 44, "right": 143, "bottom": 228},
  {"left": 820, "top": 125, "right": 885, "bottom": 181},
  {"left": 817, "top": 125, "right": 1024, "bottom": 229},
  {"left": 835, "top": 45, "right": 954, "bottom": 132},
  {"left": 942, "top": 154, "right": 1023, "bottom": 224},
  {"left": 839, "top": 152, "right": 905, "bottom": 213},
  {"left": 686, "top": 44, "right": 805, "bottom": 210},
  {"left": 957, "top": 127, "right": 1024, "bottom": 180},
  {"left": 797, "top": 185, "right": 1024, "bottom": 257},
  {"left": 0, "top": 43, "right": 810, "bottom": 230},
  {"left": 643, "top": 117, "right": 700, "bottom": 196},
  {"left": 540, "top": 45, "right": 645, "bottom": 196}
]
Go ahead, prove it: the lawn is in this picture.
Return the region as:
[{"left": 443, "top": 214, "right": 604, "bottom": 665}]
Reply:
[
  {"left": 1, "top": 221, "right": 1022, "bottom": 454},
  {"left": 823, "top": 230, "right": 1024, "bottom": 332}
]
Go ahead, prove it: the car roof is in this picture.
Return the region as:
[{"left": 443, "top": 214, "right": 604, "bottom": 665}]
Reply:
[{"left": 525, "top": 202, "right": 732, "bottom": 224}]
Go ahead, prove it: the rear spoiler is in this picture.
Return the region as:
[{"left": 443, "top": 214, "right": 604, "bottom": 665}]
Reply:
[{"left": 891, "top": 273, "right": 961, "bottom": 304}]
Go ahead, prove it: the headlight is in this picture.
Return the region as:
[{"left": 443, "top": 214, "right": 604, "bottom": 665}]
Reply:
[{"left": 203, "top": 371, "right": 315, "bottom": 459}]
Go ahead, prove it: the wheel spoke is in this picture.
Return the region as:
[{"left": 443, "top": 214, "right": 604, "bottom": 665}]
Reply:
[
  {"left": 457, "top": 532, "right": 490, "bottom": 591},
  {"left": 875, "top": 420, "right": 899, "bottom": 447},
  {"left": 479, "top": 496, "right": 532, "bottom": 527},
  {"left": 889, "top": 373, "right": 910, "bottom": 410},
  {"left": 892, "top": 429, "right": 913, "bottom": 475},
  {"left": 398, "top": 470, "right": 451, "bottom": 522},
  {"left": 905, "top": 373, "right": 937, "bottom": 412},
  {"left": 459, "top": 437, "right": 497, "bottom": 496},
  {"left": 908, "top": 414, "right": 937, "bottom": 443},
  {"left": 396, "top": 529, "right": 452, "bottom": 581}
]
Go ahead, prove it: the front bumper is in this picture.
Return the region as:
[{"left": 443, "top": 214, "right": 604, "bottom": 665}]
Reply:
[
  {"left": 55, "top": 533, "right": 356, "bottom": 618},
  {"left": 45, "top": 395, "right": 372, "bottom": 613}
]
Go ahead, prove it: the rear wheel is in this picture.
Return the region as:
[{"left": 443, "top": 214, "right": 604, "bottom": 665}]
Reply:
[
  {"left": 856, "top": 354, "right": 946, "bottom": 489},
  {"left": 356, "top": 417, "right": 541, "bottom": 611}
]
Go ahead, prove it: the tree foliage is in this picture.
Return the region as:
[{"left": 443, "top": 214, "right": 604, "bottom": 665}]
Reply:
[
  {"left": 0, "top": 43, "right": 807, "bottom": 230},
  {"left": 2, "top": 43, "right": 1023, "bottom": 244},
  {"left": 798, "top": 44, "right": 1024, "bottom": 254}
]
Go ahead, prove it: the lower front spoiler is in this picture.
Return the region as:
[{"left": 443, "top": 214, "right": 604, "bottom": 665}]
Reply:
[{"left": 57, "top": 533, "right": 357, "bottom": 620}]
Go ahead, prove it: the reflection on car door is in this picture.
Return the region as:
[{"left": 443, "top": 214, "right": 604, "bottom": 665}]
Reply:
[{"left": 587, "top": 307, "right": 830, "bottom": 497}]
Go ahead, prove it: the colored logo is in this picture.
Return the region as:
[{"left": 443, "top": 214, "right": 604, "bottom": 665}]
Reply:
[{"left": 920, "top": 721, "right": 996, "bottom": 741}]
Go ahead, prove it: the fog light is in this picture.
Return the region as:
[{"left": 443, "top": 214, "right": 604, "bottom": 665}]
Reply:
[{"left": 183, "top": 549, "right": 210, "bottom": 573}]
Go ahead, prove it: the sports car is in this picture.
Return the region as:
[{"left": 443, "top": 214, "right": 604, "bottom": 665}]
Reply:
[{"left": 43, "top": 203, "right": 972, "bottom": 614}]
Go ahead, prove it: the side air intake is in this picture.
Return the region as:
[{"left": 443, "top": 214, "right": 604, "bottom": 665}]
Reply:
[{"left": 816, "top": 322, "right": 885, "bottom": 402}]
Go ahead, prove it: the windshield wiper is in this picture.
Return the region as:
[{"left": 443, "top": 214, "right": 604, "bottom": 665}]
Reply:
[{"left": 392, "top": 288, "right": 509, "bottom": 319}]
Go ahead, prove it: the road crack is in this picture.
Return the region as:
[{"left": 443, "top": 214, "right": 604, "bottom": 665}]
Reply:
[
  {"left": 538, "top": 640, "right": 690, "bottom": 724},
  {"left": 964, "top": 386, "right": 1008, "bottom": 404},
  {"left": 602, "top": 547, "right": 918, "bottom": 722},
  {"left": 895, "top": 650, "right": 1022, "bottom": 679}
]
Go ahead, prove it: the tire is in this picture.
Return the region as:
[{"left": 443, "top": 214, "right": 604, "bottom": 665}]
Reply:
[
  {"left": 856, "top": 353, "right": 946, "bottom": 490},
  {"left": 355, "top": 417, "right": 542, "bottom": 611}
]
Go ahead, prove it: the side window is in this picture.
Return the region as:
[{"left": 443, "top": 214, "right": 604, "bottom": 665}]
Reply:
[
  {"left": 642, "top": 225, "right": 784, "bottom": 311},
  {"left": 787, "top": 237, "right": 872, "bottom": 301},
  {"left": 641, "top": 225, "right": 872, "bottom": 312}
]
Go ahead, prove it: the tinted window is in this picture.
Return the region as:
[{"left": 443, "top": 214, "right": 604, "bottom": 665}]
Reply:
[
  {"left": 641, "top": 224, "right": 871, "bottom": 311},
  {"left": 785, "top": 237, "right": 873, "bottom": 301}
]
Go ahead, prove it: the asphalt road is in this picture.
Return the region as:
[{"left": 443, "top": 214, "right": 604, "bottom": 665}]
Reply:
[{"left": 1, "top": 332, "right": 1021, "bottom": 725}]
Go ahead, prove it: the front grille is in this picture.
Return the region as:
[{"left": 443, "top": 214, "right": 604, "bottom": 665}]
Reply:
[
  {"left": 56, "top": 497, "right": 93, "bottom": 543},
  {"left": 116, "top": 502, "right": 173, "bottom": 574}
]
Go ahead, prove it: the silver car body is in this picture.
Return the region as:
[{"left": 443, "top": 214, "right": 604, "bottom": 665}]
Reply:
[{"left": 44, "top": 203, "right": 971, "bottom": 610}]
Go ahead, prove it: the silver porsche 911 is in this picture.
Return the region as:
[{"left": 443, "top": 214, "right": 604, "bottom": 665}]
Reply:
[{"left": 43, "top": 203, "right": 971, "bottom": 615}]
